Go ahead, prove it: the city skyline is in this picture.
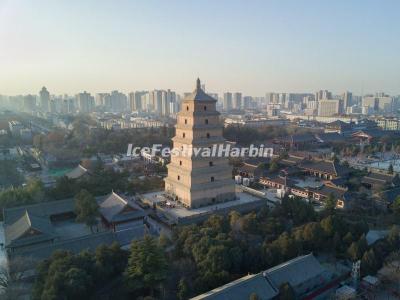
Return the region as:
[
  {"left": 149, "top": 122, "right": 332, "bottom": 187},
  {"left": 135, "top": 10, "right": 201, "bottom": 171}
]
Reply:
[{"left": 1, "top": 0, "right": 400, "bottom": 95}]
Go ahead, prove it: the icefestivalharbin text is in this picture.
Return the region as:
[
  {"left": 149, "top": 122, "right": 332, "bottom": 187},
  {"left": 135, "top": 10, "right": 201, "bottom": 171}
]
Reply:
[{"left": 127, "top": 144, "right": 273, "bottom": 158}]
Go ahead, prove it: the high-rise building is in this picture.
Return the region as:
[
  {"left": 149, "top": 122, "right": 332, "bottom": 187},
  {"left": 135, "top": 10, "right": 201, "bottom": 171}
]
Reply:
[
  {"left": 23, "top": 95, "right": 36, "bottom": 112},
  {"left": 233, "top": 92, "right": 242, "bottom": 109},
  {"left": 223, "top": 92, "right": 233, "bottom": 111},
  {"left": 342, "top": 91, "right": 352, "bottom": 109},
  {"left": 96, "top": 93, "right": 110, "bottom": 107},
  {"left": 164, "top": 79, "right": 235, "bottom": 208},
  {"left": 266, "top": 93, "right": 280, "bottom": 104},
  {"left": 362, "top": 94, "right": 394, "bottom": 114},
  {"left": 39, "top": 87, "right": 50, "bottom": 113},
  {"left": 243, "top": 96, "right": 253, "bottom": 109},
  {"left": 129, "top": 91, "right": 147, "bottom": 112},
  {"left": 161, "top": 89, "right": 176, "bottom": 116},
  {"left": 148, "top": 90, "right": 163, "bottom": 115},
  {"left": 315, "top": 90, "right": 332, "bottom": 101},
  {"left": 107, "top": 90, "right": 127, "bottom": 112},
  {"left": 77, "top": 91, "right": 95, "bottom": 113},
  {"left": 140, "top": 93, "right": 151, "bottom": 112},
  {"left": 318, "top": 99, "right": 340, "bottom": 116}
]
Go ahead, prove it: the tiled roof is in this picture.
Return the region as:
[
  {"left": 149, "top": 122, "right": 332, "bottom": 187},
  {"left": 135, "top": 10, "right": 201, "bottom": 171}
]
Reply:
[
  {"left": 5, "top": 211, "right": 56, "bottom": 248},
  {"left": 191, "top": 254, "right": 328, "bottom": 300},
  {"left": 65, "top": 164, "right": 88, "bottom": 179},
  {"left": 10, "top": 231, "right": 116, "bottom": 266},
  {"left": 3, "top": 198, "right": 75, "bottom": 225},
  {"left": 3, "top": 196, "right": 111, "bottom": 225},
  {"left": 263, "top": 254, "right": 326, "bottom": 290},
  {"left": 100, "top": 192, "right": 145, "bottom": 223},
  {"left": 300, "top": 160, "right": 349, "bottom": 177},
  {"left": 190, "top": 273, "right": 278, "bottom": 300},
  {"left": 310, "top": 185, "right": 347, "bottom": 198}
]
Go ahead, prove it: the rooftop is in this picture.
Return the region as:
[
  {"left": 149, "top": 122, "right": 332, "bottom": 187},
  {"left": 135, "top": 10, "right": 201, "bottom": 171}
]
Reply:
[
  {"left": 263, "top": 254, "right": 327, "bottom": 289},
  {"left": 5, "top": 210, "right": 55, "bottom": 248},
  {"left": 99, "top": 191, "right": 145, "bottom": 223},
  {"left": 190, "top": 273, "right": 278, "bottom": 300},
  {"left": 65, "top": 164, "right": 88, "bottom": 179}
]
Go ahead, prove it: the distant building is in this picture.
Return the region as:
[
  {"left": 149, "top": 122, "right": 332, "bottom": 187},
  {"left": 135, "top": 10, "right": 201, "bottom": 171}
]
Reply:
[
  {"left": 315, "top": 90, "right": 332, "bottom": 101},
  {"left": 76, "top": 91, "right": 95, "bottom": 113},
  {"left": 232, "top": 92, "right": 242, "bottom": 109},
  {"left": 342, "top": 91, "right": 352, "bottom": 110},
  {"left": 108, "top": 90, "right": 127, "bottom": 112},
  {"left": 39, "top": 87, "right": 50, "bottom": 113},
  {"left": 23, "top": 94, "right": 36, "bottom": 112},
  {"left": 95, "top": 93, "right": 110, "bottom": 107},
  {"left": 362, "top": 94, "right": 394, "bottom": 114},
  {"left": 375, "top": 117, "right": 400, "bottom": 131},
  {"left": 129, "top": 91, "right": 147, "bottom": 112},
  {"left": 223, "top": 92, "right": 233, "bottom": 111},
  {"left": 243, "top": 96, "right": 253, "bottom": 109},
  {"left": 318, "top": 99, "right": 340, "bottom": 116}
]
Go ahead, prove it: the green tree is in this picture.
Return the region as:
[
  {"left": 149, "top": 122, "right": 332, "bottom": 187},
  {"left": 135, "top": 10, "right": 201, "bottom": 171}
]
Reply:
[
  {"left": 269, "top": 160, "right": 279, "bottom": 172},
  {"left": 321, "top": 215, "right": 335, "bottom": 237},
  {"left": 124, "top": 236, "right": 168, "bottom": 296},
  {"left": 74, "top": 189, "right": 99, "bottom": 232},
  {"left": 32, "top": 250, "right": 95, "bottom": 300},
  {"left": 387, "top": 225, "right": 400, "bottom": 249},
  {"left": 324, "top": 193, "right": 336, "bottom": 214},
  {"left": 343, "top": 232, "right": 354, "bottom": 246},
  {"left": 391, "top": 196, "right": 400, "bottom": 217},
  {"left": 94, "top": 242, "right": 128, "bottom": 282},
  {"left": 177, "top": 278, "right": 189, "bottom": 300}
]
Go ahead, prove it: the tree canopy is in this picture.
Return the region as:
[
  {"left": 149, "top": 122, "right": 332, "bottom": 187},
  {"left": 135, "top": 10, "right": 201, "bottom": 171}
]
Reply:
[{"left": 74, "top": 189, "right": 99, "bottom": 231}]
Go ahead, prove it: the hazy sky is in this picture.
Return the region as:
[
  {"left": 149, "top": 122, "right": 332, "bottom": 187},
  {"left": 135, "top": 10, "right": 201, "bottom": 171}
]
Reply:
[{"left": 0, "top": 0, "right": 399, "bottom": 96}]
